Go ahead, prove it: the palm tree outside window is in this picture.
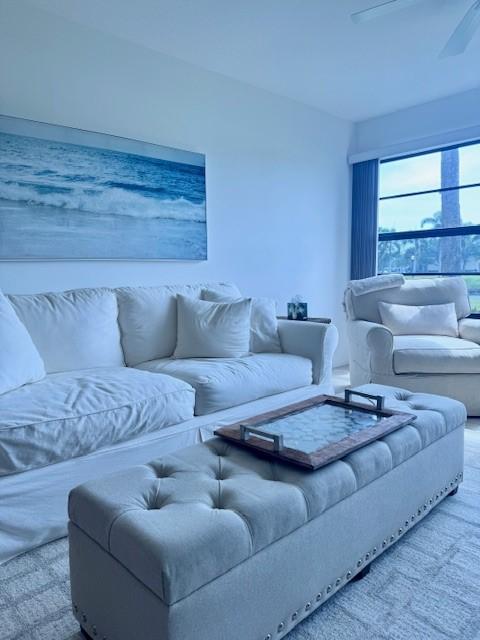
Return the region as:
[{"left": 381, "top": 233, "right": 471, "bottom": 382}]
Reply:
[{"left": 377, "top": 141, "right": 480, "bottom": 314}]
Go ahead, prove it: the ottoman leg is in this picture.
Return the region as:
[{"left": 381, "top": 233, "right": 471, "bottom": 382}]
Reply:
[
  {"left": 448, "top": 487, "right": 459, "bottom": 496},
  {"left": 80, "top": 628, "right": 93, "bottom": 640},
  {"left": 351, "top": 563, "right": 371, "bottom": 582}
]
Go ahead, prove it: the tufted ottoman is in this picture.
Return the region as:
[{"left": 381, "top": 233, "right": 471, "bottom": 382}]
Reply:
[{"left": 69, "top": 384, "right": 466, "bottom": 640}]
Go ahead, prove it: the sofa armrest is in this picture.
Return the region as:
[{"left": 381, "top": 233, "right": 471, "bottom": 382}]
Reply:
[
  {"left": 459, "top": 317, "right": 480, "bottom": 344},
  {"left": 348, "top": 320, "right": 394, "bottom": 376},
  {"left": 277, "top": 320, "right": 338, "bottom": 386}
]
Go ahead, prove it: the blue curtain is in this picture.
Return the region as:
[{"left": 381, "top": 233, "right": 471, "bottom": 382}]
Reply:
[{"left": 350, "top": 159, "right": 379, "bottom": 280}]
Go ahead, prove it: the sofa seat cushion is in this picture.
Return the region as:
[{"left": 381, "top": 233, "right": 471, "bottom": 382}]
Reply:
[
  {"left": 136, "top": 354, "right": 312, "bottom": 415},
  {"left": 68, "top": 385, "right": 465, "bottom": 605},
  {"left": 0, "top": 368, "right": 195, "bottom": 476},
  {"left": 393, "top": 335, "right": 480, "bottom": 374}
]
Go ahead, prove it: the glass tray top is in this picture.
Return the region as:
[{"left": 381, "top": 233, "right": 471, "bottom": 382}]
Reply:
[{"left": 252, "top": 404, "right": 381, "bottom": 454}]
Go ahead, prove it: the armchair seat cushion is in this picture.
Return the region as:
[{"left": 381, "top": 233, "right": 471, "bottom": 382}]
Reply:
[
  {"left": 393, "top": 335, "right": 480, "bottom": 374},
  {"left": 136, "top": 354, "right": 312, "bottom": 415}
]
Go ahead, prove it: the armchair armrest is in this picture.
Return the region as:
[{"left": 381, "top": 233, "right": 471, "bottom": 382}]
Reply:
[
  {"left": 348, "top": 320, "right": 394, "bottom": 377},
  {"left": 459, "top": 318, "right": 480, "bottom": 344},
  {"left": 277, "top": 320, "right": 338, "bottom": 386}
]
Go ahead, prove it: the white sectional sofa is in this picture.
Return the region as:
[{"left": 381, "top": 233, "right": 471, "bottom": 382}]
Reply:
[{"left": 0, "top": 281, "right": 338, "bottom": 563}]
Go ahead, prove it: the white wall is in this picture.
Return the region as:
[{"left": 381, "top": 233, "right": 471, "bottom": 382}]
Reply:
[
  {"left": 0, "top": 1, "right": 352, "bottom": 363},
  {"left": 351, "top": 87, "right": 480, "bottom": 162}
]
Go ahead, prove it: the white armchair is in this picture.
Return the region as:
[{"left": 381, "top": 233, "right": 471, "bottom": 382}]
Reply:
[{"left": 344, "top": 275, "right": 480, "bottom": 416}]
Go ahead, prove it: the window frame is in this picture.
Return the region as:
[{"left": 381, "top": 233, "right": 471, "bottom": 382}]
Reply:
[{"left": 377, "top": 139, "right": 480, "bottom": 318}]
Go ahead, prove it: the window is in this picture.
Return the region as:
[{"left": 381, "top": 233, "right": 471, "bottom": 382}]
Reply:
[{"left": 377, "top": 141, "right": 480, "bottom": 313}]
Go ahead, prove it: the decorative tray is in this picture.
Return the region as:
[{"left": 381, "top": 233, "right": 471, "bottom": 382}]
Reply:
[{"left": 214, "top": 390, "right": 416, "bottom": 470}]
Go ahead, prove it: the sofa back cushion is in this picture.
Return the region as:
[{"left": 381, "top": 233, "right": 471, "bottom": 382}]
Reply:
[
  {"left": 8, "top": 288, "right": 124, "bottom": 373},
  {"left": 345, "top": 276, "right": 470, "bottom": 323},
  {"left": 0, "top": 291, "right": 46, "bottom": 394},
  {"left": 116, "top": 282, "right": 241, "bottom": 366}
]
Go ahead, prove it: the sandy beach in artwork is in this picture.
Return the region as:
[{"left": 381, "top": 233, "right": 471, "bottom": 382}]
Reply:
[{"left": 0, "top": 199, "right": 206, "bottom": 259}]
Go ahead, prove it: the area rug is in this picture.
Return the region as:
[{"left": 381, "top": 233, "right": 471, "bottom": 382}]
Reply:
[{"left": 1, "top": 430, "right": 480, "bottom": 640}]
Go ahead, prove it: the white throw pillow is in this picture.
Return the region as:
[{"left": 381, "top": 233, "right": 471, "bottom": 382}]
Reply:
[
  {"left": 378, "top": 301, "right": 459, "bottom": 337},
  {"left": 8, "top": 288, "right": 124, "bottom": 373},
  {"left": 202, "top": 289, "right": 282, "bottom": 353},
  {"left": 174, "top": 295, "right": 252, "bottom": 358},
  {"left": 0, "top": 291, "right": 45, "bottom": 395}
]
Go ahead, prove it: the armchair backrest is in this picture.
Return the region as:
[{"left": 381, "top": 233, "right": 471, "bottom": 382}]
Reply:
[{"left": 344, "top": 275, "right": 471, "bottom": 323}]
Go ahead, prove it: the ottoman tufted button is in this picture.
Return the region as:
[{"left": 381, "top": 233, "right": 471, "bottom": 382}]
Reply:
[
  {"left": 292, "top": 611, "right": 298, "bottom": 621},
  {"left": 305, "top": 602, "right": 312, "bottom": 611},
  {"left": 316, "top": 592, "right": 322, "bottom": 601},
  {"left": 264, "top": 635, "right": 272, "bottom": 640},
  {"left": 277, "top": 621, "right": 285, "bottom": 632}
]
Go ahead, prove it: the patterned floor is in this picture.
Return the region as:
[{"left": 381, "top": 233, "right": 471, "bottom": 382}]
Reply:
[{"left": 1, "top": 430, "right": 479, "bottom": 640}]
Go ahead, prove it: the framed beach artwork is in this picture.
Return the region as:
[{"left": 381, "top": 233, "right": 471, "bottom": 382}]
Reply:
[{"left": 0, "top": 115, "right": 206, "bottom": 260}]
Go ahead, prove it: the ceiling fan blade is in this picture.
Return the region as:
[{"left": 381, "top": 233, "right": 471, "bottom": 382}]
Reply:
[
  {"left": 351, "top": 0, "right": 422, "bottom": 24},
  {"left": 440, "top": 0, "right": 480, "bottom": 57}
]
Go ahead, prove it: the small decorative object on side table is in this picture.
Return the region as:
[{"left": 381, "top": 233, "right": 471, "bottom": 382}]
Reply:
[{"left": 287, "top": 295, "right": 308, "bottom": 320}]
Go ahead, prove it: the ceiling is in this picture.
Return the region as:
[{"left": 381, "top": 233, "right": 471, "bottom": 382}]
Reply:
[{"left": 29, "top": 0, "right": 480, "bottom": 121}]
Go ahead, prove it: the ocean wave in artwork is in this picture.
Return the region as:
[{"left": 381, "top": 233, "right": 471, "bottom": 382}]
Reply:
[
  {"left": 0, "top": 130, "right": 206, "bottom": 222},
  {"left": 0, "top": 180, "right": 206, "bottom": 222}
]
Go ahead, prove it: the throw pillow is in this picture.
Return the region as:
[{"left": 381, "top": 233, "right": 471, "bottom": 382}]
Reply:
[
  {"left": 8, "top": 288, "right": 124, "bottom": 373},
  {"left": 0, "top": 291, "right": 46, "bottom": 395},
  {"left": 174, "top": 295, "right": 252, "bottom": 358},
  {"left": 378, "top": 301, "right": 459, "bottom": 337},
  {"left": 201, "top": 289, "right": 282, "bottom": 353}
]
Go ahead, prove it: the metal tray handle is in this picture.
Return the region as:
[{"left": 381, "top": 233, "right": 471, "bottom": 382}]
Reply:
[
  {"left": 240, "top": 425, "right": 284, "bottom": 452},
  {"left": 344, "top": 389, "right": 385, "bottom": 411}
]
